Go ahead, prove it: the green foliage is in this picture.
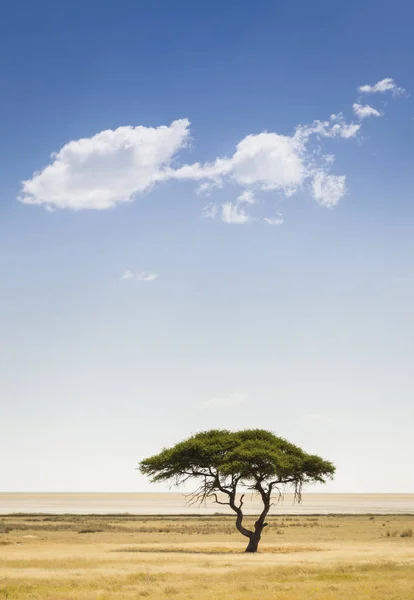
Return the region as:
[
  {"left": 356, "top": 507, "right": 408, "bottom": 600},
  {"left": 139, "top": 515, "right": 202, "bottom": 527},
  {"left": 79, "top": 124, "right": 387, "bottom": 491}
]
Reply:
[{"left": 139, "top": 429, "right": 335, "bottom": 492}]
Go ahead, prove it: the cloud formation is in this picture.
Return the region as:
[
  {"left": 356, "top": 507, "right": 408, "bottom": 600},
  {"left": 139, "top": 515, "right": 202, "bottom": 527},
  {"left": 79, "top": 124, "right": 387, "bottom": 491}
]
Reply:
[
  {"left": 121, "top": 270, "right": 135, "bottom": 280},
  {"left": 19, "top": 114, "right": 356, "bottom": 215},
  {"left": 206, "top": 189, "right": 257, "bottom": 225},
  {"left": 20, "top": 119, "right": 190, "bottom": 210},
  {"left": 19, "top": 78, "right": 406, "bottom": 221},
  {"left": 312, "top": 172, "right": 347, "bottom": 208},
  {"left": 221, "top": 201, "right": 251, "bottom": 224},
  {"left": 296, "top": 113, "right": 361, "bottom": 141},
  {"left": 197, "top": 115, "right": 359, "bottom": 222},
  {"left": 136, "top": 272, "right": 158, "bottom": 282},
  {"left": 358, "top": 78, "right": 406, "bottom": 96},
  {"left": 168, "top": 130, "right": 308, "bottom": 196},
  {"left": 122, "top": 270, "right": 158, "bottom": 282},
  {"left": 353, "top": 103, "right": 381, "bottom": 119},
  {"left": 264, "top": 215, "right": 284, "bottom": 225},
  {"left": 202, "top": 203, "right": 218, "bottom": 219}
]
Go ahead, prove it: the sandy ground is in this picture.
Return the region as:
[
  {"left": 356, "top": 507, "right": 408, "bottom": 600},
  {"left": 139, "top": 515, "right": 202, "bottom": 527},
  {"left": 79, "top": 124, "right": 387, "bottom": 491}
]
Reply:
[{"left": 1, "top": 514, "right": 414, "bottom": 599}]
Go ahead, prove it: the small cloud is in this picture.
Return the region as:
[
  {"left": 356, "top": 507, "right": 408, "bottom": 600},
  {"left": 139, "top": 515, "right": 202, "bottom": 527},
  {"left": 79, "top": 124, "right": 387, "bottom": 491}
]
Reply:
[
  {"left": 353, "top": 103, "right": 381, "bottom": 119},
  {"left": 264, "top": 214, "right": 284, "bottom": 225},
  {"left": 203, "top": 392, "right": 248, "bottom": 409},
  {"left": 221, "top": 201, "right": 251, "bottom": 224},
  {"left": 202, "top": 202, "right": 218, "bottom": 219},
  {"left": 329, "top": 116, "right": 361, "bottom": 139},
  {"left": 122, "top": 270, "right": 158, "bottom": 281},
  {"left": 196, "top": 181, "right": 221, "bottom": 197},
  {"left": 324, "top": 154, "right": 335, "bottom": 165},
  {"left": 218, "top": 189, "right": 256, "bottom": 224},
  {"left": 358, "top": 78, "right": 406, "bottom": 97},
  {"left": 121, "top": 270, "right": 134, "bottom": 280},
  {"left": 299, "top": 113, "right": 361, "bottom": 140},
  {"left": 312, "top": 172, "right": 346, "bottom": 207},
  {"left": 136, "top": 272, "right": 158, "bottom": 282},
  {"left": 237, "top": 189, "right": 256, "bottom": 204}
]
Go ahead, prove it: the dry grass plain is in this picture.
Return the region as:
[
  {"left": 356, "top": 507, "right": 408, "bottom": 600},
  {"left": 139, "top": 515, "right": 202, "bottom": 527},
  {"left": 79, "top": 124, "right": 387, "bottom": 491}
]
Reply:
[{"left": 1, "top": 513, "right": 414, "bottom": 599}]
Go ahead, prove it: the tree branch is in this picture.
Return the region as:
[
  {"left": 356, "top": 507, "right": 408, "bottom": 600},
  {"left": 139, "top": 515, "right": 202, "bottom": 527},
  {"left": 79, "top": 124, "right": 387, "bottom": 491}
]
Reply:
[{"left": 211, "top": 493, "right": 231, "bottom": 506}]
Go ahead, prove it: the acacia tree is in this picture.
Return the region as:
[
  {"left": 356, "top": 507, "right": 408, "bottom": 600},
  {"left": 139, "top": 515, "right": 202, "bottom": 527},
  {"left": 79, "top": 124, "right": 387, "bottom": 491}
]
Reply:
[{"left": 139, "top": 429, "right": 335, "bottom": 553}]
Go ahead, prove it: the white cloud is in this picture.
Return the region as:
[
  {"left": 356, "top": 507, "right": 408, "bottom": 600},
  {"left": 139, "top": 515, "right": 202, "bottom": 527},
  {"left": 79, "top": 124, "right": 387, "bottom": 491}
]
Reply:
[
  {"left": 136, "top": 272, "right": 158, "bottom": 282},
  {"left": 196, "top": 181, "right": 221, "bottom": 196},
  {"left": 169, "top": 131, "right": 307, "bottom": 196},
  {"left": 264, "top": 214, "right": 284, "bottom": 225},
  {"left": 170, "top": 119, "right": 358, "bottom": 211},
  {"left": 19, "top": 119, "right": 190, "bottom": 210},
  {"left": 296, "top": 113, "right": 361, "bottom": 141},
  {"left": 358, "top": 78, "right": 406, "bottom": 96},
  {"left": 17, "top": 114, "right": 355, "bottom": 217},
  {"left": 203, "top": 392, "right": 248, "bottom": 409},
  {"left": 312, "top": 172, "right": 347, "bottom": 207},
  {"left": 121, "top": 270, "right": 134, "bottom": 280},
  {"left": 353, "top": 103, "right": 381, "bottom": 119},
  {"left": 122, "top": 271, "right": 158, "bottom": 281},
  {"left": 237, "top": 190, "right": 256, "bottom": 204},
  {"left": 21, "top": 79, "right": 406, "bottom": 217},
  {"left": 328, "top": 114, "right": 361, "bottom": 138},
  {"left": 227, "top": 133, "right": 305, "bottom": 191},
  {"left": 218, "top": 189, "right": 257, "bottom": 224},
  {"left": 221, "top": 202, "right": 251, "bottom": 224},
  {"left": 331, "top": 122, "right": 360, "bottom": 139},
  {"left": 202, "top": 203, "right": 218, "bottom": 219}
]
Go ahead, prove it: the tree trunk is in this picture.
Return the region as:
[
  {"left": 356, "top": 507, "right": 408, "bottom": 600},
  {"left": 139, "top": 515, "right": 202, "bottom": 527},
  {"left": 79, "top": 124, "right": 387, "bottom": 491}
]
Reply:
[
  {"left": 245, "top": 533, "right": 261, "bottom": 553},
  {"left": 244, "top": 517, "right": 268, "bottom": 553},
  {"left": 227, "top": 487, "right": 270, "bottom": 553}
]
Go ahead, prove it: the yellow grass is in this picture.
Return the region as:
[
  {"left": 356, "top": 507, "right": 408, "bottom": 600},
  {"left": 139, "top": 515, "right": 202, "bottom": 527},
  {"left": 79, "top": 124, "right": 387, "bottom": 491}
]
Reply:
[{"left": 1, "top": 514, "right": 414, "bottom": 599}]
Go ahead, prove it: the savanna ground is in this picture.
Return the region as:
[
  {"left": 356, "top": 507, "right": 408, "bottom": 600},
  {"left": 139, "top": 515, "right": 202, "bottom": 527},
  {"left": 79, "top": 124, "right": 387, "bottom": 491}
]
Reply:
[{"left": 1, "top": 513, "right": 414, "bottom": 599}]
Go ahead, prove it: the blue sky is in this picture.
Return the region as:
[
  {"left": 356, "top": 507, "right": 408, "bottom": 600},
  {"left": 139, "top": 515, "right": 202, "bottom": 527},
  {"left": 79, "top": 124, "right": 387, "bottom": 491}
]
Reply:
[{"left": 1, "top": 0, "right": 414, "bottom": 494}]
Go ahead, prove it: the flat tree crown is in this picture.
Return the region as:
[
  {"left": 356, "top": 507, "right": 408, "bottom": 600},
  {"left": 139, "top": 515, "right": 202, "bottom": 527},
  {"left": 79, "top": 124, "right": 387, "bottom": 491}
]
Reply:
[{"left": 139, "top": 429, "right": 335, "bottom": 488}]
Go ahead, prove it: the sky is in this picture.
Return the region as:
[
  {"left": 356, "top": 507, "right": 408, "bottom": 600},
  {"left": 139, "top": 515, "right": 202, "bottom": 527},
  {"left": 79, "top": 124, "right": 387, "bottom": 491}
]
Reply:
[{"left": 1, "top": 0, "right": 414, "bottom": 495}]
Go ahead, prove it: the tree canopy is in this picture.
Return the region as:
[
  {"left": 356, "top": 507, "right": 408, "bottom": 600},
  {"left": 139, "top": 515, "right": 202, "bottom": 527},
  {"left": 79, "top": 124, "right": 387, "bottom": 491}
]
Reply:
[{"left": 139, "top": 429, "right": 335, "bottom": 552}]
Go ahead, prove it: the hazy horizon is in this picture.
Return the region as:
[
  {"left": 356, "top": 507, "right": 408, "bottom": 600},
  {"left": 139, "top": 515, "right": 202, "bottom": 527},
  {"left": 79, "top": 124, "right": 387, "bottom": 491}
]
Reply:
[
  {"left": 2, "top": 492, "right": 413, "bottom": 516},
  {"left": 2, "top": 491, "right": 414, "bottom": 495}
]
